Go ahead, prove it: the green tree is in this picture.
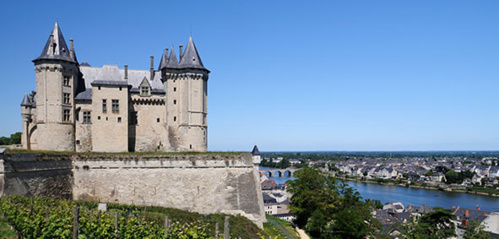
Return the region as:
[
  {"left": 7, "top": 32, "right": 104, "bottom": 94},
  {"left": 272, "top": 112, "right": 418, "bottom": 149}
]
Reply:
[
  {"left": 287, "top": 167, "right": 379, "bottom": 238},
  {"left": 445, "top": 170, "right": 459, "bottom": 184},
  {"left": 463, "top": 220, "right": 491, "bottom": 239},
  {"left": 324, "top": 204, "right": 380, "bottom": 239},
  {"left": 0, "top": 132, "right": 21, "bottom": 145},
  {"left": 405, "top": 207, "right": 456, "bottom": 239},
  {"left": 287, "top": 167, "right": 340, "bottom": 236},
  {"left": 277, "top": 158, "right": 291, "bottom": 169},
  {"left": 9, "top": 132, "right": 21, "bottom": 145},
  {"left": 0, "top": 137, "right": 9, "bottom": 145}
]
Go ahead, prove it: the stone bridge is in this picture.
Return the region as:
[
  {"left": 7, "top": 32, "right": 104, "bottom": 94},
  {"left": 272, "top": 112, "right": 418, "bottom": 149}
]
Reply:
[{"left": 260, "top": 168, "right": 298, "bottom": 177}]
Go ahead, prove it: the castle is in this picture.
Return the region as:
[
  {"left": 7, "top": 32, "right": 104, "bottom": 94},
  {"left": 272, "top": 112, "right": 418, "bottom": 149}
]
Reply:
[{"left": 21, "top": 22, "right": 209, "bottom": 152}]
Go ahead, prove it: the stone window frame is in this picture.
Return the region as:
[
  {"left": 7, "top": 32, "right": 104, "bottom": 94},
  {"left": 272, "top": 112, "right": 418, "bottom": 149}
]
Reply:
[
  {"left": 63, "top": 93, "right": 71, "bottom": 105},
  {"left": 140, "top": 86, "right": 150, "bottom": 97},
  {"left": 112, "top": 99, "right": 119, "bottom": 113},
  {"left": 63, "top": 76, "right": 70, "bottom": 86},
  {"left": 102, "top": 99, "right": 107, "bottom": 112},
  {"left": 63, "top": 109, "right": 71, "bottom": 122},
  {"left": 83, "top": 111, "right": 91, "bottom": 124}
]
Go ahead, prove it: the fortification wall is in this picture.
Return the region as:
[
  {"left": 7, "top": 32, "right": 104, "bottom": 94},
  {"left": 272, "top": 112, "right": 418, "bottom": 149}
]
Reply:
[
  {"left": 0, "top": 152, "right": 265, "bottom": 227},
  {"left": 0, "top": 153, "right": 73, "bottom": 199}
]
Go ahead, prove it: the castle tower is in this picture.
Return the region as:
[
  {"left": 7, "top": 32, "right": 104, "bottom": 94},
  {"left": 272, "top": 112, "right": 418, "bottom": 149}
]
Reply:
[
  {"left": 160, "top": 37, "right": 209, "bottom": 151},
  {"left": 31, "top": 22, "right": 79, "bottom": 151}
]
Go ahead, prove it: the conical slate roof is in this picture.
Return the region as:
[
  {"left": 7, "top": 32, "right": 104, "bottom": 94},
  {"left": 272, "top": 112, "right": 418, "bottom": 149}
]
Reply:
[
  {"left": 179, "top": 36, "right": 207, "bottom": 71},
  {"left": 33, "top": 22, "right": 75, "bottom": 63},
  {"left": 21, "top": 93, "right": 31, "bottom": 106},
  {"left": 158, "top": 49, "right": 168, "bottom": 70},
  {"left": 251, "top": 145, "right": 261, "bottom": 156},
  {"left": 166, "top": 47, "right": 180, "bottom": 68}
]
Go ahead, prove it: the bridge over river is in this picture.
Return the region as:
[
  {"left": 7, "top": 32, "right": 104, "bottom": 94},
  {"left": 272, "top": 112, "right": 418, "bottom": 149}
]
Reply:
[{"left": 259, "top": 168, "right": 298, "bottom": 177}]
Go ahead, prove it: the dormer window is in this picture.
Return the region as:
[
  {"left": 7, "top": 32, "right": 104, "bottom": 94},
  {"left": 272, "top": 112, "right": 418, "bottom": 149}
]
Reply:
[
  {"left": 139, "top": 77, "right": 152, "bottom": 97},
  {"left": 140, "top": 86, "right": 150, "bottom": 96}
]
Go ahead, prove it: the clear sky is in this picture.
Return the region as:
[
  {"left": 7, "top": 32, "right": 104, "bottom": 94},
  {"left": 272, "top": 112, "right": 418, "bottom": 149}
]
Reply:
[{"left": 1, "top": 1, "right": 499, "bottom": 151}]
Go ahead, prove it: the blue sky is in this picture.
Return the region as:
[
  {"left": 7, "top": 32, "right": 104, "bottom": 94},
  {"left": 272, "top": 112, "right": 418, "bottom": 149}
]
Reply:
[{"left": 1, "top": 1, "right": 499, "bottom": 151}]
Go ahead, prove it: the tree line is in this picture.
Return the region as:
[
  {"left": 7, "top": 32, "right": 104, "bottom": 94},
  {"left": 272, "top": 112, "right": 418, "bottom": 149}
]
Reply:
[{"left": 0, "top": 132, "right": 21, "bottom": 145}]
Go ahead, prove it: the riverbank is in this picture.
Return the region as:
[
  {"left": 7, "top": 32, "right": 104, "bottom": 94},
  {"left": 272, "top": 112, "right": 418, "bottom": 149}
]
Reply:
[{"left": 332, "top": 175, "right": 499, "bottom": 198}]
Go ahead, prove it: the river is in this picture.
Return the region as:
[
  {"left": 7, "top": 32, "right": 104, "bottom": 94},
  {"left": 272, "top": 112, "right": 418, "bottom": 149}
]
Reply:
[{"left": 260, "top": 167, "right": 499, "bottom": 212}]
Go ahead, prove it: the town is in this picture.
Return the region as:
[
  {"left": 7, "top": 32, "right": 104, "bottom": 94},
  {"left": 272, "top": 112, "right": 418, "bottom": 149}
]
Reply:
[{"left": 258, "top": 151, "right": 499, "bottom": 237}]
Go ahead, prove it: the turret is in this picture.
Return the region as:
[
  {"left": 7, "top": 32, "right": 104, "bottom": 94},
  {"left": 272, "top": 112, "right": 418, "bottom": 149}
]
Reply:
[
  {"left": 161, "top": 37, "right": 209, "bottom": 152},
  {"left": 31, "top": 22, "right": 79, "bottom": 151},
  {"left": 20, "top": 93, "right": 32, "bottom": 149},
  {"left": 252, "top": 145, "right": 262, "bottom": 165}
]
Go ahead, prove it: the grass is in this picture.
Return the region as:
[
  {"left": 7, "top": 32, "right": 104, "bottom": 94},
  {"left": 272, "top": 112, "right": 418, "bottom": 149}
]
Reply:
[{"left": 0, "top": 216, "right": 16, "bottom": 239}]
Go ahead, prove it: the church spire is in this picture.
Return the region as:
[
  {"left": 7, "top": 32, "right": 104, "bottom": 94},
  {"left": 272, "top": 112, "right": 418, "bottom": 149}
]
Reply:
[
  {"left": 33, "top": 22, "right": 75, "bottom": 63},
  {"left": 179, "top": 36, "right": 208, "bottom": 71}
]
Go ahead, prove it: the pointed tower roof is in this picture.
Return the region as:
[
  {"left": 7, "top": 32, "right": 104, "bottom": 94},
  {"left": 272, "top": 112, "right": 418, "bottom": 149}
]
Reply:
[
  {"left": 21, "top": 93, "right": 31, "bottom": 106},
  {"left": 251, "top": 145, "right": 261, "bottom": 156},
  {"left": 33, "top": 22, "right": 75, "bottom": 63},
  {"left": 166, "top": 47, "right": 180, "bottom": 68},
  {"left": 158, "top": 49, "right": 168, "bottom": 70},
  {"left": 179, "top": 36, "right": 208, "bottom": 71}
]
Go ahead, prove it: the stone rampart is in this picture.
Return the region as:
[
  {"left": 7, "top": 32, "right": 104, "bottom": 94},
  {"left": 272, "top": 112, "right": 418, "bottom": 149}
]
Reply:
[
  {"left": 0, "top": 153, "right": 73, "bottom": 199},
  {"left": 0, "top": 152, "right": 265, "bottom": 227}
]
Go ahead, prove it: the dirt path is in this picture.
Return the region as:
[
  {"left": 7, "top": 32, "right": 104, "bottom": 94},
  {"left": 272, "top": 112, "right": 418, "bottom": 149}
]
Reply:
[{"left": 296, "top": 227, "right": 310, "bottom": 239}]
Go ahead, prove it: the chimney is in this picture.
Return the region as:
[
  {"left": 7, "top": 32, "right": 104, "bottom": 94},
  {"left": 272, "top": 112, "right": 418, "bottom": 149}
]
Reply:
[
  {"left": 69, "top": 38, "right": 74, "bottom": 60},
  {"left": 465, "top": 210, "right": 469, "bottom": 217},
  {"left": 483, "top": 212, "right": 487, "bottom": 216},
  {"left": 408, "top": 204, "right": 412, "bottom": 209},
  {"left": 179, "top": 45, "right": 183, "bottom": 61},
  {"left": 124, "top": 65, "right": 128, "bottom": 80},
  {"left": 150, "top": 56, "right": 154, "bottom": 81},
  {"left": 477, "top": 206, "right": 480, "bottom": 211},
  {"left": 462, "top": 219, "right": 468, "bottom": 227}
]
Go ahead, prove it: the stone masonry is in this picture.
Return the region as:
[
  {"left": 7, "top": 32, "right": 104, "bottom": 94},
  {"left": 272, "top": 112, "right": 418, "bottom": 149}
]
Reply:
[{"left": 0, "top": 152, "right": 265, "bottom": 227}]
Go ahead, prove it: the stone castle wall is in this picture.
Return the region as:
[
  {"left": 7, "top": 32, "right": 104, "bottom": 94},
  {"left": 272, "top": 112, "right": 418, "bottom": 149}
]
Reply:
[{"left": 0, "top": 152, "right": 265, "bottom": 227}]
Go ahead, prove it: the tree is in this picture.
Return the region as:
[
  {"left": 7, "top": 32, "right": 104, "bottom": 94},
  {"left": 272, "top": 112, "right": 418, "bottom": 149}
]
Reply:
[
  {"left": 324, "top": 204, "right": 380, "bottom": 239},
  {"left": 405, "top": 207, "right": 456, "bottom": 239},
  {"left": 9, "top": 132, "right": 21, "bottom": 145},
  {"left": 445, "top": 170, "right": 459, "bottom": 184},
  {"left": 0, "top": 132, "right": 21, "bottom": 145},
  {"left": 277, "top": 158, "right": 291, "bottom": 169},
  {"left": 287, "top": 167, "right": 340, "bottom": 236},
  {"left": 287, "top": 167, "right": 379, "bottom": 238},
  {"left": 463, "top": 220, "right": 491, "bottom": 239}
]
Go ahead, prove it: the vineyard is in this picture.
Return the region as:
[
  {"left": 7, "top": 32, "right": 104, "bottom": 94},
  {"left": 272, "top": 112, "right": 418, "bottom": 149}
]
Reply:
[{"left": 0, "top": 196, "right": 264, "bottom": 239}]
